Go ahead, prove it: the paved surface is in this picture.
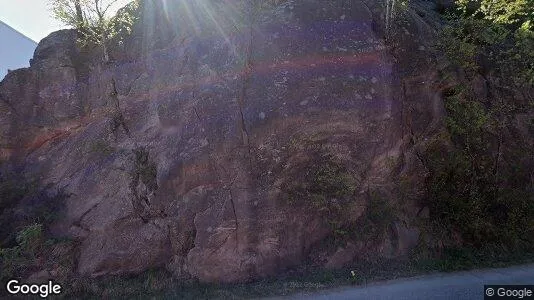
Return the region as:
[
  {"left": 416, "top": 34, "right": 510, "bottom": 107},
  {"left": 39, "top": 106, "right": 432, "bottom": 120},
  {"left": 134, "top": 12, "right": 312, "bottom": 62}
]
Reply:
[{"left": 270, "top": 264, "right": 534, "bottom": 299}]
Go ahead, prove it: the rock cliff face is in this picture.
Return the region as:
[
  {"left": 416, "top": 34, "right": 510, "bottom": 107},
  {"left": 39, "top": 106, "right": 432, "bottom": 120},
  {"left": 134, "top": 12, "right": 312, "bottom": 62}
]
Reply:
[{"left": 0, "top": 0, "right": 446, "bottom": 282}]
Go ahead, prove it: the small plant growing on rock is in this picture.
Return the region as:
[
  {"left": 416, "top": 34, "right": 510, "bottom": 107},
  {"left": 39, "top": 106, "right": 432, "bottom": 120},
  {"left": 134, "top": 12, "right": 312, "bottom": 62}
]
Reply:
[
  {"left": 280, "top": 151, "right": 357, "bottom": 242},
  {"left": 88, "top": 139, "right": 115, "bottom": 156},
  {"left": 282, "top": 154, "right": 355, "bottom": 209},
  {"left": 0, "top": 224, "right": 43, "bottom": 281},
  {"left": 359, "top": 191, "right": 397, "bottom": 241},
  {"left": 15, "top": 224, "right": 44, "bottom": 259},
  {"left": 129, "top": 147, "right": 158, "bottom": 221},
  {"left": 0, "top": 169, "right": 72, "bottom": 282}
]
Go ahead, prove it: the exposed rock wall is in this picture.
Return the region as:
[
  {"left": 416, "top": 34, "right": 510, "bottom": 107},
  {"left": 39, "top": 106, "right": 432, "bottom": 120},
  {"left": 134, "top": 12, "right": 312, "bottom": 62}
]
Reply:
[{"left": 0, "top": 0, "right": 446, "bottom": 282}]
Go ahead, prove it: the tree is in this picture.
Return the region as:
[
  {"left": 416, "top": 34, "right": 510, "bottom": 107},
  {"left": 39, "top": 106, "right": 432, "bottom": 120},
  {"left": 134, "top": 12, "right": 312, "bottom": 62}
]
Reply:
[
  {"left": 49, "top": 0, "right": 139, "bottom": 62},
  {"left": 428, "top": 0, "right": 534, "bottom": 249},
  {"left": 443, "top": 0, "right": 534, "bottom": 86},
  {"left": 456, "top": 0, "right": 534, "bottom": 25}
]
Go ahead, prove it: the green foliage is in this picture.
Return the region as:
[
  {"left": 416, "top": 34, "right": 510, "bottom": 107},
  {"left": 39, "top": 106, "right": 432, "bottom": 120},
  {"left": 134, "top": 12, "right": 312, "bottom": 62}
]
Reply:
[
  {"left": 0, "top": 247, "right": 23, "bottom": 280},
  {"left": 282, "top": 154, "right": 355, "bottom": 210},
  {"left": 413, "top": 243, "right": 534, "bottom": 273},
  {"left": 281, "top": 152, "right": 357, "bottom": 242},
  {"left": 456, "top": 0, "right": 533, "bottom": 25},
  {"left": 427, "top": 0, "right": 534, "bottom": 252},
  {"left": 0, "top": 224, "right": 44, "bottom": 281},
  {"left": 385, "top": 0, "right": 411, "bottom": 41},
  {"left": 15, "top": 224, "right": 44, "bottom": 258},
  {"left": 0, "top": 173, "right": 65, "bottom": 247},
  {"left": 443, "top": 87, "right": 491, "bottom": 142},
  {"left": 442, "top": 0, "right": 534, "bottom": 85},
  {"left": 49, "top": 0, "right": 89, "bottom": 29},
  {"left": 49, "top": 0, "right": 140, "bottom": 60},
  {"left": 88, "top": 139, "right": 115, "bottom": 156},
  {"left": 108, "top": 0, "right": 141, "bottom": 48},
  {"left": 359, "top": 192, "right": 397, "bottom": 242},
  {"left": 0, "top": 168, "right": 70, "bottom": 282},
  {"left": 425, "top": 86, "right": 534, "bottom": 248},
  {"left": 129, "top": 147, "right": 158, "bottom": 220},
  {"left": 132, "top": 147, "right": 158, "bottom": 192}
]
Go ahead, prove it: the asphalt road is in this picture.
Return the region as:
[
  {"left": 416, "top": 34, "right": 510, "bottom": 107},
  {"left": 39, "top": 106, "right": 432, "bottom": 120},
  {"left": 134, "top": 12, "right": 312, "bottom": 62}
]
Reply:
[{"left": 272, "top": 264, "right": 534, "bottom": 300}]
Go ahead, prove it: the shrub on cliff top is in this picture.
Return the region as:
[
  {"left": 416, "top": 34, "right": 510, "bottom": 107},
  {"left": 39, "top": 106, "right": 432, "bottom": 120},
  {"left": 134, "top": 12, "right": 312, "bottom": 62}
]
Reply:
[{"left": 49, "top": 0, "right": 140, "bottom": 61}]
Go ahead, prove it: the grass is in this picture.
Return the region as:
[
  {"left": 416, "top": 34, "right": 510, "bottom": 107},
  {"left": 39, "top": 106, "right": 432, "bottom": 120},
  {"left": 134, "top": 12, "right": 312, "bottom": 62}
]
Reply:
[{"left": 53, "top": 247, "right": 534, "bottom": 299}]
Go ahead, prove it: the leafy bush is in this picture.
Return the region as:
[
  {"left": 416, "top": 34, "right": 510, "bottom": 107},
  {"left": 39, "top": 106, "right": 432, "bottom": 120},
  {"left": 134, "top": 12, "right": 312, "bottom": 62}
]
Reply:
[
  {"left": 0, "top": 224, "right": 43, "bottom": 281},
  {"left": 15, "top": 224, "right": 44, "bottom": 259},
  {"left": 50, "top": 0, "right": 141, "bottom": 61},
  {"left": 108, "top": 0, "right": 141, "bottom": 48},
  {"left": 441, "top": 0, "right": 534, "bottom": 85},
  {"left": 426, "top": 0, "right": 534, "bottom": 253},
  {"left": 282, "top": 154, "right": 355, "bottom": 208},
  {"left": 0, "top": 167, "right": 70, "bottom": 282},
  {"left": 359, "top": 192, "right": 397, "bottom": 242},
  {"left": 280, "top": 151, "right": 358, "bottom": 243},
  {"left": 425, "top": 86, "right": 534, "bottom": 249}
]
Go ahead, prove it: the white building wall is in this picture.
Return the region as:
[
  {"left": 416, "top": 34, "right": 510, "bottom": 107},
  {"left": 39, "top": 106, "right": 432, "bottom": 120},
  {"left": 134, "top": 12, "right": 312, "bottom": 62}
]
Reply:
[{"left": 0, "top": 21, "right": 37, "bottom": 80}]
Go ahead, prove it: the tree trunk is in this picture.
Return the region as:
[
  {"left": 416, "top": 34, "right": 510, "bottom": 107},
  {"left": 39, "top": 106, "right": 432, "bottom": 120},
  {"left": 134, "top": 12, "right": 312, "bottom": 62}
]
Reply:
[
  {"left": 74, "top": 0, "right": 87, "bottom": 37},
  {"left": 94, "top": 0, "right": 110, "bottom": 62},
  {"left": 102, "top": 31, "right": 110, "bottom": 63},
  {"left": 74, "top": 0, "right": 83, "bottom": 26}
]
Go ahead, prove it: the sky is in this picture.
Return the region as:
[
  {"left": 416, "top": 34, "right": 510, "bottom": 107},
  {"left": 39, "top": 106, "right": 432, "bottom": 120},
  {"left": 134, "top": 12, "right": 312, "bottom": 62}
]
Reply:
[
  {"left": 0, "top": 0, "right": 133, "bottom": 43},
  {"left": 0, "top": 0, "right": 66, "bottom": 42}
]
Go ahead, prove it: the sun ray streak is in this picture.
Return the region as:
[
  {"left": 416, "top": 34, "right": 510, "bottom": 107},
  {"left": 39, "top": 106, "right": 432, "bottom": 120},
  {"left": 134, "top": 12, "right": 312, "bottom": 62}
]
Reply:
[
  {"left": 161, "top": 0, "right": 171, "bottom": 22},
  {"left": 180, "top": 0, "right": 202, "bottom": 35},
  {"left": 196, "top": 0, "right": 239, "bottom": 58}
]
